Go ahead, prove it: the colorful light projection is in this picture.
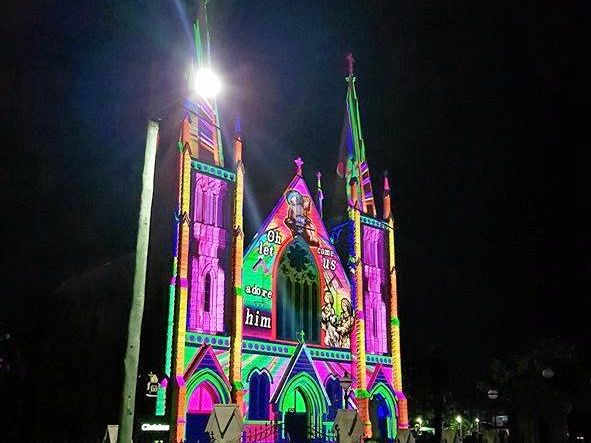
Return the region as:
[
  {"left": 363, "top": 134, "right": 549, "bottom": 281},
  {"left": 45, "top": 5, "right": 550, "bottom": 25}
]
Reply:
[
  {"left": 362, "top": 224, "right": 388, "bottom": 355},
  {"left": 242, "top": 172, "right": 352, "bottom": 346}
]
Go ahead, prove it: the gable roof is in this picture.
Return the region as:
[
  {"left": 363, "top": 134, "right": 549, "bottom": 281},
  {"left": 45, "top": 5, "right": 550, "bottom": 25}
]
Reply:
[
  {"left": 270, "top": 342, "right": 331, "bottom": 405},
  {"left": 184, "top": 344, "right": 231, "bottom": 390},
  {"left": 367, "top": 363, "right": 392, "bottom": 392},
  {"left": 244, "top": 172, "right": 331, "bottom": 256}
]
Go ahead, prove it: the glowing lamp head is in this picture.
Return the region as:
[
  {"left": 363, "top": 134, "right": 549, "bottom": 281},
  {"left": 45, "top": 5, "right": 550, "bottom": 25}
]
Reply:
[
  {"left": 455, "top": 415, "right": 462, "bottom": 424},
  {"left": 475, "top": 418, "right": 480, "bottom": 423},
  {"left": 192, "top": 67, "right": 221, "bottom": 98},
  {"left": 487, "top": 389, "right": 499, "bottom": 400},
  {"left": 416, "top": 417, "right": 423, "bottom": 425}
]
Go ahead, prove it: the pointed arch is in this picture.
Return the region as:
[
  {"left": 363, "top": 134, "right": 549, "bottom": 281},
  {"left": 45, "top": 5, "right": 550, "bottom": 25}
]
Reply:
[
  {"left": 325, "top": 375, "right": 342, "bottom": 420},
  {"left": 275, "top": 237, "right": 320, "bottom": 343},
  {"left": 188, "top": 257, "right": 225, "bottom": 333},
  {"left": 247, "top": 369, "right": 272, "bottom": 420},
  {"left": 186, "top": 368, "right": 231, "bottom": 413},
  {"left": 276, "top": 371, "right": 328, "bottom": 415},
  {"left": 369, "top": 382, "right": 398, "bottom": 439}
]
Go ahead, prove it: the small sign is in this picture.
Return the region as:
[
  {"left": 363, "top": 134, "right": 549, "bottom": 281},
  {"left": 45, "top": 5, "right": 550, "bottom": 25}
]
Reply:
[
  {"left": 141, "top": 423, "right": 170, "bottom": 432},
  {"left": 146, "top": 372, "right": 159, "bottom": 398}
]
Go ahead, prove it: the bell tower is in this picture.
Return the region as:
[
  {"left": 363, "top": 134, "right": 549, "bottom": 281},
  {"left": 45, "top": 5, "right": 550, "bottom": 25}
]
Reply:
[
  {"left": 156, "top": 2, "right": 245, "bottom": 442},
  {"left": 335, "top": 55, "right": 409, "bottom": 433}
]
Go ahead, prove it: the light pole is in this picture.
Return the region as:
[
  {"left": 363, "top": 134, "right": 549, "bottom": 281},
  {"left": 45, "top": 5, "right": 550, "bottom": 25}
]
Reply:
[
  {"left": 340, "top": 371, "right": 352, "bottom": 409},
  {"left": 455, "top": 415, "right": 463, "bottom": 439},
  {"left": 475, "top": 418, "right": 480, "bottom": 434},
  {"left": 118, "top": 119, "right": 159, "bottom": 443}
]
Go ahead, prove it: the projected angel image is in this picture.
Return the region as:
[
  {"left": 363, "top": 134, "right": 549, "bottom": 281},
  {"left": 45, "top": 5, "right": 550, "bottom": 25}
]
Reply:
[{"left": 284, "top": 189, "right": 319, "bottom": 245}]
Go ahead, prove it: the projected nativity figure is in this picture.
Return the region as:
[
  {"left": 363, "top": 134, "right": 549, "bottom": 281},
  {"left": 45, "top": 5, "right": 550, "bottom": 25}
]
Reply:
[{"left": 153, "top": 7, "right": 409, "bottom": 443}]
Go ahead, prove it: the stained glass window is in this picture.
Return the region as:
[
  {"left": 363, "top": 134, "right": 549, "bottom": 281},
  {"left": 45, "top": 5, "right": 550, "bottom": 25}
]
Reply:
[{"left": 277, "top": 239, "right": 319, "bottom": 343}]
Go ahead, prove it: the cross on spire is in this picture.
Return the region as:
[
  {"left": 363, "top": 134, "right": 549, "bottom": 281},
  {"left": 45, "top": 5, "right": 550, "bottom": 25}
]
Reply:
[
  {"left": 294, "top": 157, "right": 304, "bottom": 175},
  {"left": 297, "top": 330, "right": 306, "bottom": 343},
  {"left": 346, "top": 53, "right": 355, "bottom": 76}
]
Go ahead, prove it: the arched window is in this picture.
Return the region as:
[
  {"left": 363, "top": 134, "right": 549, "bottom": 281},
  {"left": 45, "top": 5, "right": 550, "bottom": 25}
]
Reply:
[
  {"left": 276, "top": 239, "right": 319, "bottom": 343},
  {"left": 248, "top": 371, "right": 270, "bottom": 420},
  {"left": 326, "top": 377, "right": 342, "bottom": 420},
  {"left": 204, "top": 273, "right": 211, "bottom": 312}
]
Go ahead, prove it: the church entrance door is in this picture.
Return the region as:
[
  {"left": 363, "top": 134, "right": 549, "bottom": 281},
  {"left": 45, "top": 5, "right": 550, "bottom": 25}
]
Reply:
[
  {"left": 186, "top": 381, "right": 220, "bottom": 442},
  {"left": 369, "top": 393, "right": 390, "bottom": 441},
  {"left": 284, "top": 412, "right": 308, "bottom": 442}
]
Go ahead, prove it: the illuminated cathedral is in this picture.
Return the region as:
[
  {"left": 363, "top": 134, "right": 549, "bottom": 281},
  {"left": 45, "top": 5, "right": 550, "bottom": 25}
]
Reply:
[{"left": 154, "top": 7, "right": 409, "bottom": 442}]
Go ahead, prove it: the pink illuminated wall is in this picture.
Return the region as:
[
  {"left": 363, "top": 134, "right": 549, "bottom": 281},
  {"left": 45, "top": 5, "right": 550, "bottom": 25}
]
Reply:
[
  {"left": 362, "top": 225, "right": 388, "bottom": 354},
  {"left": 187, "top": 382, "right": 218, "bottom": 414},
  {"left": 188, "top": 173, "right": 229, "bottom": 333}
]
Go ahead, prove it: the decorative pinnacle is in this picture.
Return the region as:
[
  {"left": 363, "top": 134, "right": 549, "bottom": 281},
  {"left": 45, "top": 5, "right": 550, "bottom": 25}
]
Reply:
[
  {"left": 383, "top": 171, "right": 392, "bottom": 220},
  {"left": 346, "top": 53, "right": 355, "bottom": 76},
  {"left": 234, "top": 116, "right": 242, "bottom": 137},
  {"left": 294, "top": 157, "right": 304, "bottom": 175}
]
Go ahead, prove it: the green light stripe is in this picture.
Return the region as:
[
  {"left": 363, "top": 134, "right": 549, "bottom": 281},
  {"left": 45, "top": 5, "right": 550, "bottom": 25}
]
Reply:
[{"left": 164, "top": 284, "right": 175, "bottom": 377}]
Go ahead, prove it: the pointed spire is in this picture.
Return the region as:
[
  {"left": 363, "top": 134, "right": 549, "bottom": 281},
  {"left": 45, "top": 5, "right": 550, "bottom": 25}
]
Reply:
[
  {"left": 185, "top": 0, "right": 226, "bottom": 167},
  {"left": 234, "top": 116, "right": 242, "bottom": 137},
  {"left": 337, "top": 54, "right": 376, "bottom": 216},
  {"left": 233, "top": 117, "right": 243, "bottom": 166},
  {"left": 383, "top": 172, "right": 391, "bottom": 220},
  {"left": 294, "top": 157, "right": 304, "bottom": 176},
  {"left": 346, "top": 52, "right": 355, "bottom": 77},
  {"left": 315, "top": 171, "right": 324, "bottom": 218}
]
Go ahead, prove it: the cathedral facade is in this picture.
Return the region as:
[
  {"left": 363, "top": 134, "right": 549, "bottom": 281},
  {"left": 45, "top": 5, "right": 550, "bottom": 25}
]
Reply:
[{"left": 154, "top": 11, "right": 409, "bottom": 443}]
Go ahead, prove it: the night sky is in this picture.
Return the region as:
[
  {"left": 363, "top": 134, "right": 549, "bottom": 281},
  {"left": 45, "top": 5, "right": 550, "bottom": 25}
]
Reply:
[{"left": 2, "top": 0, "right": 590, "bottom": 438}]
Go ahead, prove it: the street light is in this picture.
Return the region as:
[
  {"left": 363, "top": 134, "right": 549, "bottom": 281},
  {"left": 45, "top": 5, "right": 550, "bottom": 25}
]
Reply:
[
  {"left": 340, "top": 371, "right": 352, "bottom": 409},
  {"left": 475, "top": 418, "right": 480, "bottom": 434},
  {"left": 191, "top": 67, "right": 222, "bottom": 98},
  {"left": 488, "top": 389, "right": 499, "bottom": 430},
  {"left": 542, "top": 368, "right": 555, "bottom": 379}
]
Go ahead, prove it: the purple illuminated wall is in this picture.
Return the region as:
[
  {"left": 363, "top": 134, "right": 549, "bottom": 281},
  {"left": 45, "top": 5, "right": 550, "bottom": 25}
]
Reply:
[
  {"left": 362, "top": 224, "right": 388, "bottom": 354},
  {"left": 188, "top": 383, "right": 218, "bottom": 413},
  {"left": 188, "top": 173, "right": 229, "bottom": 333}
]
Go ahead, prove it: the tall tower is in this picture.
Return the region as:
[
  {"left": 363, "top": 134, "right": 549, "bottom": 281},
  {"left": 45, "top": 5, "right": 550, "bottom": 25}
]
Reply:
[
  {"left": 336, "top": 55, "right": 409, "bottom": 433},
  {"left": 156, "top": 3, "right": 245, "bottom": 442}
]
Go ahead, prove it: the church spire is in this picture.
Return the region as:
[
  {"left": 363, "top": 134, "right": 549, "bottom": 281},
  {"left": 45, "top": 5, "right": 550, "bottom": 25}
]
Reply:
[
  {"left": 336, "top": 54, "right": 376, "bottom": 216},
  {"left": 186, "top": 0, "right": 225, "bottom": 166}
]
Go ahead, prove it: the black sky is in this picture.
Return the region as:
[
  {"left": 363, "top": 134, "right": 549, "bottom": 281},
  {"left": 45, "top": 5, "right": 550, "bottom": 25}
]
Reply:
[{"left": 2, "top": 0, "right": 590, "bottom": 438}]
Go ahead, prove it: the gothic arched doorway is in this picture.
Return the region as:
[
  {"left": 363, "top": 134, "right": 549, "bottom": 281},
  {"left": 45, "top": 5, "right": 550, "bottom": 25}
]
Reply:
[
  {"left": 276, "top": 238, "right": 320, "bottom": 343},
  {"left": 369, "top": 384, "right": 397, "bottom": 441},
  {"left": 185, "top": 370, "right": 230, "bottom": 443},
  {"left": 277, "top": 373, "right": 327, "bottom": 442}
]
